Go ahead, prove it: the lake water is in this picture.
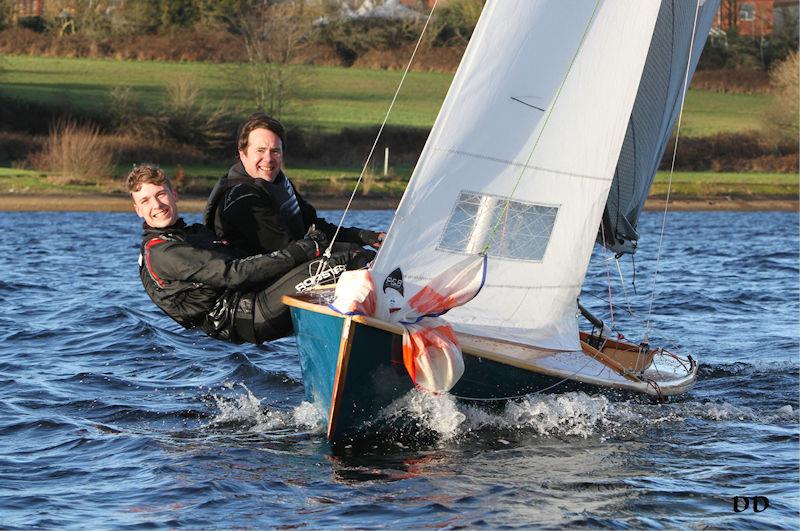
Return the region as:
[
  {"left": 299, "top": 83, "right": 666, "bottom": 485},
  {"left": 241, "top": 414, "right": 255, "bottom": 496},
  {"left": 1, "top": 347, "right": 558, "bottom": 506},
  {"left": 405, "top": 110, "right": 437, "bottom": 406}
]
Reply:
[{"left": 1, "top": 209, "right": 797, "bottom": 529}]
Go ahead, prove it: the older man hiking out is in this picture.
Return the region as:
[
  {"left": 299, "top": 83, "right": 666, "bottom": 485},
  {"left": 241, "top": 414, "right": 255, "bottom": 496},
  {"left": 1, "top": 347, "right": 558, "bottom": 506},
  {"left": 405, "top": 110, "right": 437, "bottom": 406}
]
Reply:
[{"left": 203, "top": 112, "right": 385, "bottom": 257}]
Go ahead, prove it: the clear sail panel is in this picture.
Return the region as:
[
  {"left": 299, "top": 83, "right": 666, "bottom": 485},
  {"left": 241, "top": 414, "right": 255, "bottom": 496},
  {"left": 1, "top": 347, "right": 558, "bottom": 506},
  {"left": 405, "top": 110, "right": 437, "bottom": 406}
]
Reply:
[{"left": 438, "top": 191, "right": 558, "bottom": 262}]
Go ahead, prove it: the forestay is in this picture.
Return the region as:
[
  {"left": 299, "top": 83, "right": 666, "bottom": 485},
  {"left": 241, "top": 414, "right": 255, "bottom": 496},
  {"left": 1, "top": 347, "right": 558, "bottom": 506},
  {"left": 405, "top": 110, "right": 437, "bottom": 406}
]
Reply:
[
  {"left": 601, "top": 0, "right": 720, "bottom": 254},
  {"left": 373, "top": 0, "right": 662, "bottom": 351}
]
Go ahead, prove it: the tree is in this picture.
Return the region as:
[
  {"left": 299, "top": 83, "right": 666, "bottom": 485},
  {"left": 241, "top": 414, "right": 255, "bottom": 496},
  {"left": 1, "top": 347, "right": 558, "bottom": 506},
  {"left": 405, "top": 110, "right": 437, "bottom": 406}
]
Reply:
[
  {"left": 721, "top": 0, "right": 741, "bottom": 34},
  {"left": 0, "top": 0, "right": 13, "bottom": 31},
  {"left": 430, "top": 0, "right": 484, "bottom": 47},
  {"left": 233, "top": 1, "right": 317, "bottom": 118}
]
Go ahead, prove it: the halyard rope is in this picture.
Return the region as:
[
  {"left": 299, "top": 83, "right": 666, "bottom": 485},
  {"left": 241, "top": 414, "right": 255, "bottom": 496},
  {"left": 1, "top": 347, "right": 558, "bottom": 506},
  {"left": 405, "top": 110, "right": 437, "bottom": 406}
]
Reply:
[
  {"left": 311, "top": 0, "right": 440, "bottom": 283},
  {"left": 615, "top": 258, "right": 634, "bottom": 318},
  {"left": 644, "top": 0, "right": 702, "bottom": 341},
  {"left": 600, "top": 222, "right": 616, "bottom": 328}
]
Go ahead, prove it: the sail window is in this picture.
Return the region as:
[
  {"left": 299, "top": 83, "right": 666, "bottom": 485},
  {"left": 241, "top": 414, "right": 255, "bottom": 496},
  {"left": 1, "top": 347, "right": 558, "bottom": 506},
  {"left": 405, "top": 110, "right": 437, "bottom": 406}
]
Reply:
[{"left": 437, "top": 191, "right": 558, "bottom": 261}]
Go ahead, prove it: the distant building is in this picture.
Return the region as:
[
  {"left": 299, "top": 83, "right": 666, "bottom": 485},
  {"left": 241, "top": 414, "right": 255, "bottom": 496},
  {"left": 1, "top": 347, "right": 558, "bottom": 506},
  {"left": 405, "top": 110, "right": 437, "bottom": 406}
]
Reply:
[
  {"left": 351, "top": 0, "right": 445, "bottom": 12},
  {"left": 13, "top": 0, "right": 45, "bottom": 19},
  {"left": 711, "top": 0, "right": 799, "bottom": 38},
  {"left": 400, "top": 0, "right": 440, "bottom": 8},
  {"left": 336, "top": 0, "right": 423, "bottom": 20}
]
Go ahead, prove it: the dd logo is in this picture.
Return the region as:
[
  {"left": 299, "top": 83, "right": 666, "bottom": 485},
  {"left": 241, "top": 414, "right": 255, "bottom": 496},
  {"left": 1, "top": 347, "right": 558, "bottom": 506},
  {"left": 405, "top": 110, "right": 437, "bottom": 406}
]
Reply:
[{"left": 733, "top": 496, "right": 770, "bottom": 513}]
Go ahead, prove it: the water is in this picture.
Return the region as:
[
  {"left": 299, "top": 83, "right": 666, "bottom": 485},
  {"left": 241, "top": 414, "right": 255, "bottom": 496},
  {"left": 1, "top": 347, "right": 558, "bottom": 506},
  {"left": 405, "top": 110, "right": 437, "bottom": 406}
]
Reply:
[{"left": 0, "top": 209, "right": 797, "bottom": 529}]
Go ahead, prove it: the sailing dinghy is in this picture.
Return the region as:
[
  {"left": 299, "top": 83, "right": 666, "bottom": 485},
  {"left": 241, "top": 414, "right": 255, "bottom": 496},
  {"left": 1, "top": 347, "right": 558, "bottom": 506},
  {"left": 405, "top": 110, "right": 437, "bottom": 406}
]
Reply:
[{"left": 283, "top": 0, "right": 719, "bottom": 444}]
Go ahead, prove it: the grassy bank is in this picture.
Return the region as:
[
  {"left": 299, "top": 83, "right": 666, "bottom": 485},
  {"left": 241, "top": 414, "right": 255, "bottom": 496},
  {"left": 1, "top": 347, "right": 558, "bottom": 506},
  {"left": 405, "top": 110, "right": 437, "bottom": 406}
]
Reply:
[
  {"left": 650, "top": 171, "right": 798, "bottom": 199},
  {"left": 0, "top": 55, "right": 774, "bottom": 135},
  {"left": 1, "top": 165, "right": 795, "bottom": 203}
]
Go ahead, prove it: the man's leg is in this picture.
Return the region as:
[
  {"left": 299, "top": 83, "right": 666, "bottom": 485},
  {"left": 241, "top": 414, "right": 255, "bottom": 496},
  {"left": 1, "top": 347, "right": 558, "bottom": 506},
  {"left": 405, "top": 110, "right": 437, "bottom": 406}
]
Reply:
[{"left": 251, "top": 252, "right": 361, "bottom": 342}]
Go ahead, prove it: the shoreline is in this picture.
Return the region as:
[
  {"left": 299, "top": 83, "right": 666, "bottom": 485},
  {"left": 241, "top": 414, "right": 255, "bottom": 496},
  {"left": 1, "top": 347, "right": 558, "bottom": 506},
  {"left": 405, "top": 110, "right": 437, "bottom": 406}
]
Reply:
[{"left": 0, "top": 194, "right": 796, "bottom": 213}]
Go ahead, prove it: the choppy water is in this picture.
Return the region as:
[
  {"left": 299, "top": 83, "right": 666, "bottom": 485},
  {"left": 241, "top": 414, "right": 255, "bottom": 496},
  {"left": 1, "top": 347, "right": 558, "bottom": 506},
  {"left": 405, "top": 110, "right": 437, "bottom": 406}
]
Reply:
[{"left": 0, "top": 209, "right": 797, "bottom": 529}]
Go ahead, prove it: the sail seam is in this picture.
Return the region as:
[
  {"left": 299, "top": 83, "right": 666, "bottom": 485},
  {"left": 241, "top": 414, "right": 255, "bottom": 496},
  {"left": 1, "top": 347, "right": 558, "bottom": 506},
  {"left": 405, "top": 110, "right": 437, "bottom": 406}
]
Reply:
[
  {"left": 432, "top": 147, "right": 612, "bottom": 183},
  {"left": 481, "top": 0, "right": 603, "bottom": 256}
]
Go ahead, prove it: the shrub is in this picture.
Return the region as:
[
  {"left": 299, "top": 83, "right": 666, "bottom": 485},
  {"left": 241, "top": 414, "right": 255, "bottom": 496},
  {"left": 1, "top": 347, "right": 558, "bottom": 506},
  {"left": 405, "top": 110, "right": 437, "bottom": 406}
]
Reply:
[
  {"left": 429, "top": 0, "right": 484, "bottom": 47},
  {"left": 690, "top": 69, "right": 770, "bottom": 93},
  {"left": 109, "top": 75, "right": 235, "bottom": 155},
  {"left": 102, "top": 133, "right": 210, "bottom": 166},
  {"left": 0, "top": 26, "right": 245, "bottom": 62},
  {"left": 761, "top": 52, "right": 799, "bottom": 146},
  {"left": 29, "top": 120, "right": 115, "bottom": 184},
  {"left": 0, "top": 0, "right": 12, "bottom": 31},
  {"left": 0, "top": 131, "right": 42, "bottom": 165},
  {"left": 698, "top": 32, "right": 796, "bottom": 71},
  {"left": 18, "top": 16, "right": 46, "bottom": 33},
  {"left": 286, "top": 125, "right": 428, "bottom": 166},
  {"left": 314, "top": 1, "right": 483, "bottom": 68},
  {"left": 664, "top": 131, "right": 798, "bottom": 172},
  {"left": 160, "top": 74, "right": 232, "bottom": 150}
]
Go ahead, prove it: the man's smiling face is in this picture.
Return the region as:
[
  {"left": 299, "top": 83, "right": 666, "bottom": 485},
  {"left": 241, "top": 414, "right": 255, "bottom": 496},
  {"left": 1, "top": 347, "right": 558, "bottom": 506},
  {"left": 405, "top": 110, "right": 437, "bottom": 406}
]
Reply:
[
  {"left": 239, "top": 127, "right": 283, "bottom": 181},
  {"left": 131, "top": 182, "right": 179, "bottom": 228}
]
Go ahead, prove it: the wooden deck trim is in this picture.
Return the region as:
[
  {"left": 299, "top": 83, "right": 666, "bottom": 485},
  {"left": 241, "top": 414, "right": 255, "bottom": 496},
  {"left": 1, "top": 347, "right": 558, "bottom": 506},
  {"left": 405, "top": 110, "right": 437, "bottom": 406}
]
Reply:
[
  {"left": 579, "top": 340, "right": 642, "bottom": 383},
  {"left": 284, "top": 295, "right": 696, "bottom": 398},
  {"left": 284, "top": 294, "right": 646, "bottom": 387},
  {"left": 327, "top": 316, "right": 355, "bottom": 441}
]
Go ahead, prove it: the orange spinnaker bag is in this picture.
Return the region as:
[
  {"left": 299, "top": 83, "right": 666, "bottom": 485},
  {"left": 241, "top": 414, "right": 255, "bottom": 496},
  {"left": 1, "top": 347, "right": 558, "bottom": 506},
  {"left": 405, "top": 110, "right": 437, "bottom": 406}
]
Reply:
[
  {"left": 402, "top": 318, "right": 464, "bottom": 393},
  {"left": 329, "top": 270, "right": 376, "bottom": 316},
  {"left": 404, "top": 254, "right": 487, "bottom": 320},
  {"left": 397, "top": 255, "right": 486, "bottom": 392}
]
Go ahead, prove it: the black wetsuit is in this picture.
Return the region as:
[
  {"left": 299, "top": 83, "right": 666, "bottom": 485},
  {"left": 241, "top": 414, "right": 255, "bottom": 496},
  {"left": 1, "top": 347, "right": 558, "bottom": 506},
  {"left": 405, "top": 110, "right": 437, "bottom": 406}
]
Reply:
[
  {"left": 138, "top": 219, "right": 351, "bottom": 344},
  {"left": 203, "top": 162, "right": 381, "bottom": 256}
]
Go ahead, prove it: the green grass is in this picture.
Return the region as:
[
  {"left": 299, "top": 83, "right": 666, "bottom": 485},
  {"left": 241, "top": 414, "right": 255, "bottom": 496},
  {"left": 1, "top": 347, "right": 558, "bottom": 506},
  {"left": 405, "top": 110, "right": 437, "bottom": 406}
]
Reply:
[
  {"left": 0, "top": 167, "right": 45, "bottom": 177},
  {"left": 680, "top": 91, "right": 772, "bottom": 136},
  {"left": 159, "top": 163, "right": 411, "bottom": 180},
  {"left": 0, "top": 55, "right": 773, "bottom": 135},
  {"left": 0, "top": 56, "right": 789, "bottom": 201},
  {"left": 0, "top": 55, "right": 451, "bottom": 132},
  {"left": 652, "top": 171, "right": 798, "bottom": 198},
  {"left": 0, "top": 167, "right": 105, "bottom": 194},
  {"left": 0, "top": 161, "right": 415, "bottom": 196},
  {"left": 156, "top": 162, "right": 414, "bottom": 196}
]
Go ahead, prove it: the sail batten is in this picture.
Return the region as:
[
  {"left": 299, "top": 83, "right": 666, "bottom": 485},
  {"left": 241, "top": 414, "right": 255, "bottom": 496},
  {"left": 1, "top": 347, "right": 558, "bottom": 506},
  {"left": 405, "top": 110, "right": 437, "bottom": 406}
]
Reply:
[{"left": 373, "top": 1, "right": 668, "bottom": 351}]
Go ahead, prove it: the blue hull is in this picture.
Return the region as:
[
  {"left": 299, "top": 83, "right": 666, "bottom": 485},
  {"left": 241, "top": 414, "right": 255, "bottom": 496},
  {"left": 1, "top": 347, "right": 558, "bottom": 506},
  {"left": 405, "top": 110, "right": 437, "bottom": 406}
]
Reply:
[
  {"left": 286, "top": 294, "right": 697, "bottom": 444},
  {"left": 288, "top": 299, "right": 596, "bottom": 444},
  {"left": 290, "top": 304, "right": 414, "bottom": 443}
]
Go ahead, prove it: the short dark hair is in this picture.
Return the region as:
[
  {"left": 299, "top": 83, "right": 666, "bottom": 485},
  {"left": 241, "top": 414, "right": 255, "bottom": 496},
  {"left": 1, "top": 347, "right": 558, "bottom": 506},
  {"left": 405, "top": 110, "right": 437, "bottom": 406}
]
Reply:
[
  {"left": 126, "top": 165, "right": 171, "bottom": 195},
  {"left": 237, "top": 112, "right": 286, "bottom": 154}
]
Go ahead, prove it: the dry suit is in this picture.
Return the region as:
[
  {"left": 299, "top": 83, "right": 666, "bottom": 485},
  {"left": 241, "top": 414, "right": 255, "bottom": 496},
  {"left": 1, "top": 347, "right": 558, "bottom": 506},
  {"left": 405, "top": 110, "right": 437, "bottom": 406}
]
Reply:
[
  {"left": 203, "top": 162, "right": 382, "bottom": 256},
  {"left": 138, "top": 219, "right": 366, "bottom": 344}
]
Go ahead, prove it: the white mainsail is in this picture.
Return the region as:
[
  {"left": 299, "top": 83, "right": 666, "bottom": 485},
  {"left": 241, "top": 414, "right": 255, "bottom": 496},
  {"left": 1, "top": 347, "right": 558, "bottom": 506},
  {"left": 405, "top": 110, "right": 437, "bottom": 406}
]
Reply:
[{"left": 372, "top": 0, "right": 664, "bottom": 351}]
